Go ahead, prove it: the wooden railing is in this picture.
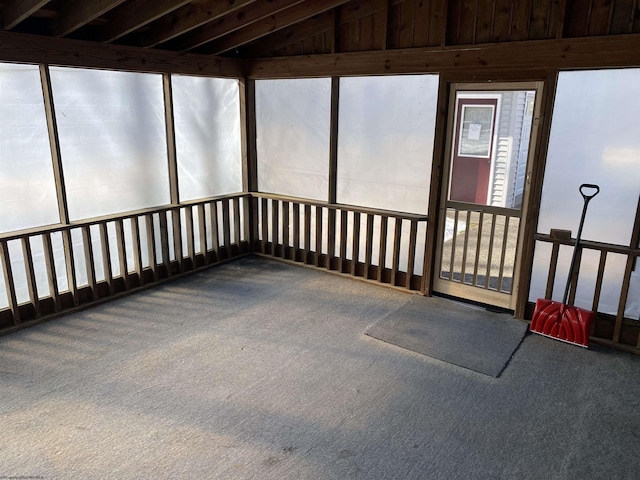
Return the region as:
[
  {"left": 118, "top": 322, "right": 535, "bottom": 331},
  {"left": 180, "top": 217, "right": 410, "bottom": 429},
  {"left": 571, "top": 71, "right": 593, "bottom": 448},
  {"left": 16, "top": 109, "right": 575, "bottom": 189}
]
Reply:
[
  {"left": 0, "top": 194, "right": 251, "bottom": 332},
  {"left": 250, "top": 193, "right": 429, "bottom": 292},
  {"left": 440, "top": 203, "right": 521, "bottom": 294},
  {"left": 532, "top": 233, "right": 640, "bottom": 353}
]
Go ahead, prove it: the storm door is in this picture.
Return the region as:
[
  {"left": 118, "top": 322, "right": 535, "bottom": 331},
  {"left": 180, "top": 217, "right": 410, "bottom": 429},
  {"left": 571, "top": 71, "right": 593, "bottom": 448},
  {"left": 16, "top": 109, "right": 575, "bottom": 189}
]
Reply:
[{"left": 433, "top": 83, "right": 542, "bottom": 310}]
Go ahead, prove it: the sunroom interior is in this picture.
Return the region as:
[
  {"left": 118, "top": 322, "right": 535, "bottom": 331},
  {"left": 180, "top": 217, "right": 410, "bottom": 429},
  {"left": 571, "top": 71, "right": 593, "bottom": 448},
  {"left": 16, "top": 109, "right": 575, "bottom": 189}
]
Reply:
[{"left": 1, "top": 0, "right": 639, "bottom": 354}]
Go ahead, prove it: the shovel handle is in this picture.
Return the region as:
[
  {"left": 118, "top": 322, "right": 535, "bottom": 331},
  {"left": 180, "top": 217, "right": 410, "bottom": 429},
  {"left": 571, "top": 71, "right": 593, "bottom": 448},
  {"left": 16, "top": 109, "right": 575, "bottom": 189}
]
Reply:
[
  {"left": 579, "top": 184, "right": 600, "bottom": 201},
  {"left": 563, "top": 183, "right": 600, "bottom": 304}
]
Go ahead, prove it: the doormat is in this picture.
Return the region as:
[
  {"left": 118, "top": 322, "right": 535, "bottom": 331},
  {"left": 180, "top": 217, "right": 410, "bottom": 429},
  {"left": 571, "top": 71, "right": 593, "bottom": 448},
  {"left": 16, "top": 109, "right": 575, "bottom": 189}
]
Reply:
[{"left": 365, "top": 295, "right": 528, "bottom": 377}]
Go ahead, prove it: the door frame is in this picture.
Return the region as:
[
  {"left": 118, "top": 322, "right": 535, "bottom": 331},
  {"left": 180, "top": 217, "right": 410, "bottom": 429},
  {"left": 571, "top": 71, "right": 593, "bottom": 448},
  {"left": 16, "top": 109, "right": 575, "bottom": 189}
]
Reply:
[{"left": 432, "top": 81, "right": 545, "bottom": 311}]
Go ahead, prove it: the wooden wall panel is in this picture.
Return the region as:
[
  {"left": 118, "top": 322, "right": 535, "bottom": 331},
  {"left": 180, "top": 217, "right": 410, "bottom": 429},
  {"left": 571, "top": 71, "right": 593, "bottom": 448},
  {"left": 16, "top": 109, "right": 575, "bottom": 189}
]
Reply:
[
  {"left": 511, "top": 0, "right": 533, "bottom": 40},
  {"left": 413, "top": 0, "right": 430, "bottom": 46},
  {"left": 564, "top": 0, "right": 592, "bottom": 36},
  {"left": 588, "top": 0, "right": 615, "bottom": 35},
  {"left": 609, "top": 0, "right": 636, "bottom": 34},
  {"left": 475, "top": 1, "right": 496, "bottom": 44},
  {"left": 493, "top": 0, "right": 514, "bottom": 41},
  {"left": 428, "top": 0, "right": 447, "bottom": 46},
  {"left": 528, "top": 0, "right": 553, "bottom": 39},
  {"left": 398, "top": 0, "right": 417, "bottom": 47},
  {"left": 360, "top": 13, "right": 376, "bottom": 50},
  {"left": 387, "top": 0, "right": 402, "bottom": 47},
  {"left": 457, "top": 0, "right": 478, "bottom": 44}
]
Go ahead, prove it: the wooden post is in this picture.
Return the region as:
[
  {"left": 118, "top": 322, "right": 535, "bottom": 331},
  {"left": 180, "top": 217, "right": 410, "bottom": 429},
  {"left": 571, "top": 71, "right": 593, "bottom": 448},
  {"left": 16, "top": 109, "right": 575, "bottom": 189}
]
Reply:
[
  {"left": 40, "top": 64, "right": 77, "bottom": 305},
  {"left": 243, "top": 80, "right": 259, "bottom": 251}
]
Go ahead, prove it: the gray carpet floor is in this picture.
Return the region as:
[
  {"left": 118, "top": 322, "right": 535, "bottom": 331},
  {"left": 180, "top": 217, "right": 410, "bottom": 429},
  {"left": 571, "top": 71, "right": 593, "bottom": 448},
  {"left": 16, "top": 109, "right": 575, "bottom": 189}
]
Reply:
[{"left": 0, "top": 256, "right": 639, "bottom": 479}]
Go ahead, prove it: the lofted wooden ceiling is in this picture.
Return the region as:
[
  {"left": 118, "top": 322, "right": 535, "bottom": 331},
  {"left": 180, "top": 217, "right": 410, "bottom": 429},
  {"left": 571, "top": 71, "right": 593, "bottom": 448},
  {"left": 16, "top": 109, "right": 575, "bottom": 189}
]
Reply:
[{"left": 1, "top": 0, "right": 640, "bottom": 60}]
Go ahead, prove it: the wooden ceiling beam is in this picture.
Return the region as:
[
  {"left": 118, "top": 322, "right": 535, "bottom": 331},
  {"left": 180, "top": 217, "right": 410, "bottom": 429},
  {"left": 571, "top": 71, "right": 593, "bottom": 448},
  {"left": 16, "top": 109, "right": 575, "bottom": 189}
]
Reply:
[
  {"left": 248, "top": 34, "right": 640, "bottom": 78},
  {"left": 0, "top": 30, "right": 245, "bottom": 77},
  {"left": 1, "top": 0, "right": 51, "bottom": 30},
  {"left": 137, "top": 0, "right": 257, "bottom": 48},
  {"left": 93, "top": 0, "right": 192, "bottom": 43},
  {"left": 173, "top": 0, "right": 307, "bottom": 52},
  {"left": 199, "top": 0, "right": 353, "bottom": 55},
  {"left": 50, "top": 0, "right": 128, "bottom": 37}
]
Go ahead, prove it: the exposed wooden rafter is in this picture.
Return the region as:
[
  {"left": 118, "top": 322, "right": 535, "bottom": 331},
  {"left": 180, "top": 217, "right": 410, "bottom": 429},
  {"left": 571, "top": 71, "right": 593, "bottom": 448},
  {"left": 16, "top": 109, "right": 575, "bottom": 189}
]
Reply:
[
  {"left": 171, "top": 0, "right": 307, "bottom": 52},
  {"left": 197, "top": 0, "right": 353, "bottom": 55},
  {"left": 0, "top": 0, "right": 51, "bottom": 30},
  {"left": 50, "top": 0, "right": 128, "bottom": 37},
  {"left": 136, "top": 0, "right": 257, "bottom": 48},
  {"left": 93, "top": 0, "right": 192, "bottom": 42},
  {"left": 242, "top": 0, "right": 385, "bottom": 56}
]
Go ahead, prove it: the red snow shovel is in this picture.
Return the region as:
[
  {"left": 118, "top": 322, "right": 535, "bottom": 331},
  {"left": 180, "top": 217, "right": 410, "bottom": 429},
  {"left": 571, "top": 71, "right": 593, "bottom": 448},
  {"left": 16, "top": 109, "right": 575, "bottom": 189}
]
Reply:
[{"left": 530, "top": 184, "right": 600, "bottom": 347}]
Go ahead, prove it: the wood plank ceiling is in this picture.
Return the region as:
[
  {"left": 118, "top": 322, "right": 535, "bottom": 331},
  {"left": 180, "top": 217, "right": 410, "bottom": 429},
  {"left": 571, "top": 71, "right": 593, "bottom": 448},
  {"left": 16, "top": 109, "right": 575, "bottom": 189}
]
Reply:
[{"left": 1, "top": 0, "right": 639, "bottom": 59}]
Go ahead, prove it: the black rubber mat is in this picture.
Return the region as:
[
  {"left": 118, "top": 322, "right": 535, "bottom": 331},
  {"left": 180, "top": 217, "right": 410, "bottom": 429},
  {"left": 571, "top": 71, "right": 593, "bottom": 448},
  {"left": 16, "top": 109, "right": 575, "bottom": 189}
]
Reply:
[{"left": 366, "top": 295, "right": 528, "bottom": 377}]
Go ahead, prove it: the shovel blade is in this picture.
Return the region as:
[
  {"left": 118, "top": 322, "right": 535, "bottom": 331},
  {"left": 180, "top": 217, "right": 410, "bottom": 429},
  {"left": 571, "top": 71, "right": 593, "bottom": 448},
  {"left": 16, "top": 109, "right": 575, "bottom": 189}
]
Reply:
[{"left": 530, "top": 298, "right": 594, "bottom": 348}]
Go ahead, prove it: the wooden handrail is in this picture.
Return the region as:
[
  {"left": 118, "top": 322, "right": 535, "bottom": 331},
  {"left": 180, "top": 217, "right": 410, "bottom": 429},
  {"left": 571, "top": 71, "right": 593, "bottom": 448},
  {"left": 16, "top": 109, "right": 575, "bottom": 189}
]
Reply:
[
  {"left": 250, "top": 192, "right": 429, "bottom": 221},
  {"left": 0, "top": 193, "right": 251, "bottom": 242}
]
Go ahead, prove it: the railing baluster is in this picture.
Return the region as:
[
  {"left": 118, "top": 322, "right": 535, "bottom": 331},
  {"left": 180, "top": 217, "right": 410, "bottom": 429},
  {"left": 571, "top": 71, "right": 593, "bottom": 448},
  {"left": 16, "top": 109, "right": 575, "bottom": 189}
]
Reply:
[
  {"left": 304, "top": 204, "right": 312, "bottom": 263},
  {"left": 197, "top": 205, "right": 207, "bottom": 264},
  {"left": 378, "top": 216, "right": 388, "bottom": 282},
  {"left": 243, "top": 195, "right": 252, "bottom": 246},
  {"left": 209, "top": 202, "right": 220, "bottom": 258},
  {"left": 62, "top": 229, "right": 78, "bottom": 304},
  {"left": 130, "top": 219, "right": 143, "bottom": 285},
  {"left": 261, "top": 197, "right": 268, "bottom": 253},
  {"left": 222, "top": 200, "right": 231, "bottom": 256},
  {"left": 498, "top": 215, "right": 511, "bottom": 292},
  {"left": 272, "top": 199, "right": 280, "bottom": 256},
  {"left": 449, "top": 210, "right": 459, "bottom": 283},
  {"left": 327, "top": 208, "right": 336, "bottom": 266},
  {"left": 407, "top": 219, "right": 418, "bottom": 289},
  {"left": 591, "top": 250, "right": 607, "bottom": 313},
  {"left": 115, "top": 219, "right": 129, "bottom": 287},
  {"left": 567, "top": 248, "right": 583, "bottom": 305},
  {"left": 100, "top": 223, "right": 114, "bottom": 295},
  {"left": 282, "top": 201, "right": 290, "bottom": 259},
  {"left": 484, "top": 214, "right": 497, "bottom": 290},
  {"left": 185, "top": 207, "right": 195, "bottom": 266},
  {"left": 233, "top": 197, "right": 241, "bottom": 251},
  {"left": 21, "top": 237, "right": 40, "bottom": 315},
  {"left": 82, "top": 225, "right": 98, "bottom": 300},
  {"left": 365, "top": 214, "right": 374, "bottom": 279},
  {"left": 472, "top": 211, "right": 485, "bottom": 286},
  {"left": 144, "top": 215, "right": 157, "bottom": 281},
  {"left": 292, "top": 202, "right": 300, "bottom": 260},
  {"left": 392, "top": 219, "right": 402, "bottom": 286},
  {"left": 1, "top": 240, "right": 20, "bottom": 325},
  {"left": 460, "top": 211, "right": 471, "bottom": 285},
  {"left": 42, "top": 232, "right": 60, "bottom": 312},
  {"left": 545, "top": 242, "right": 560, "bottom": 299},
  {"left": 352, "top": 212, "right": 361, "bottom": 276},
  {"left": 172, "top": 209, "right": 183, "bottom": 271},
  {"left": 159, "top": 212, "right": 171, "bottom": 278},
  {"left": 315, "top": 206, "right": 323, "bottom": 267},
  {"left": 340, "top": 210, "right": 348, "bottom": 272}
]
